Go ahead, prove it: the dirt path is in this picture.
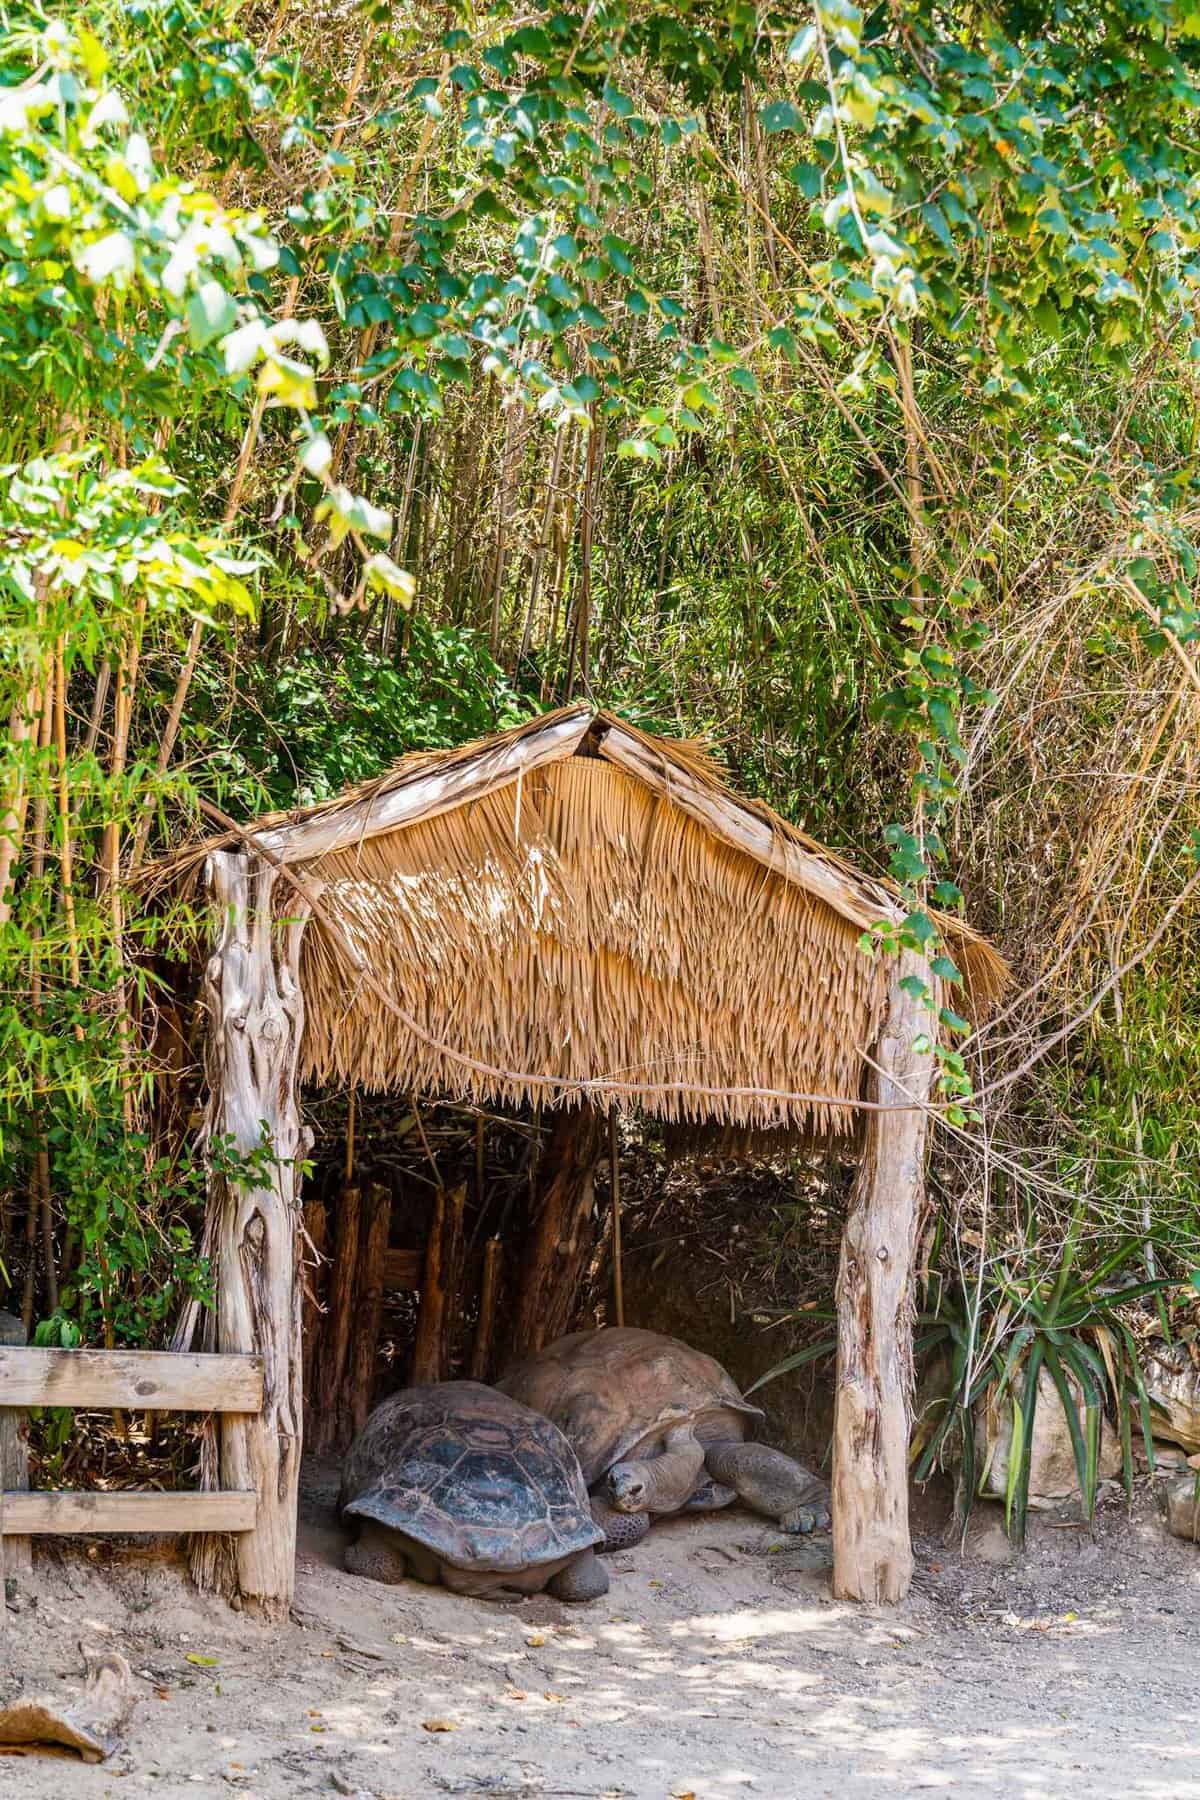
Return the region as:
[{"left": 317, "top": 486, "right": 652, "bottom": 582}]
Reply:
[{"left": 4, "top": 1475, "right": 1199, "bottom": 1799}]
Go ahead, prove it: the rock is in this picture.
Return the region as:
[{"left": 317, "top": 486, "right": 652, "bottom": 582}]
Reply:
[
  {"left": 1165, "top": 1475, "right": 1200, "bottom": 1542},
  {"left": 1142, "top": 1341, "right": 1200, "bottom": 1454},
  {"left": 964, "top": 1507, "right": 1012, "bottom": 1565},
  {"left": 976, "top": 1364, "right": 1121, "bottom": 1508}
]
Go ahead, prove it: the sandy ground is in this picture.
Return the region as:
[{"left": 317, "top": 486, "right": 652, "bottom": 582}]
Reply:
[{"left": 4, "top": 1466, "right": 1200, "bottom": 1800}]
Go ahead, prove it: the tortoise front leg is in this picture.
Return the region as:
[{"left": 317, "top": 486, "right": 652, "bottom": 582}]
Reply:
[
  {"left": 704, "top": 1441, "right": 832, "bottom": 1534},
  {"left": 344, "top": 1522, "right": 411, "bottom": 1584},
  {"left": 589, "top": 1494, "right": 651, "bottom": 1553},
  {"left": 547, "top": 1547, "right": 610, "bottom": 1601}
]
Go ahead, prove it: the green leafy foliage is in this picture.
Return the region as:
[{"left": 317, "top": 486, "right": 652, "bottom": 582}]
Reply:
[{"left": 3, "top": 0, "right": 1200, "bottom": 1369}]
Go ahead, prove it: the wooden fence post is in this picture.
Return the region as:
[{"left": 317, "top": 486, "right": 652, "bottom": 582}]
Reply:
[
  {"left": 193, "top": 850, "right": 310, "bottom": 1621},
  {"left": 831, "top": 950, "right": 933, "bottom": 1605},
  {"left": 0, "top": 1311, "right": 32, "bottom": 1586}
]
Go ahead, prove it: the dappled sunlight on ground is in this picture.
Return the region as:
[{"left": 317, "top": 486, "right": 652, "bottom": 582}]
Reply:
[{"left": 6, "top": 1474, "right": 1200, "bottom": 1797}]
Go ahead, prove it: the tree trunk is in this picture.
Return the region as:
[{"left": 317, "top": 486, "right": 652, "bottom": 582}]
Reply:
[
  {"left": 509, "top": 1103, "right": 605, "bottom": 1358},
  {"left": 193, "top": 850, "right": 310, "bottom": 1620},
  {"left": 832, "top": 950, "right": 933, "bottom": 1605}
]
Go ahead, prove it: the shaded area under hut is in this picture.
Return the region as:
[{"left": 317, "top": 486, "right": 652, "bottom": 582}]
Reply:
[{"left": 149, "top": 705, "right": 1006, "bottom": 1620}]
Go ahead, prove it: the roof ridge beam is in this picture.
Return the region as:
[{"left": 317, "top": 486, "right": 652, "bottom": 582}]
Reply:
[{"left": 256, "top": 706, "right": 594, "bottom": 864}]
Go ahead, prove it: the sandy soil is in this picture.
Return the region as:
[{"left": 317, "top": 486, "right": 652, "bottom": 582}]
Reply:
[{"left": 4, "top": 1467, "right": 1200, "bottom": 1800}]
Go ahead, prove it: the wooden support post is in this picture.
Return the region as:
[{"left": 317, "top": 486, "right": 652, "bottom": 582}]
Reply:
[
  {"left": 195, "top": 850, "right": 310, "bottom": 1620},
  {"left": 832, "top": 950, "right": 933, "bottom": 1605},
  {"left": 470, "top": 1237, "right": 503, "bottom": 1382},
  {"left": 350, "top": 1183, "right": 391, "bottom": 1437},
  {"left": 0, "top": 1310, "right": 32, "bottom": 1585},
  {"left": 411, "top": 1184, "right": 465, "bottom": 1384},
  {"left": 317, "top": 1182, "right": 361, "bottom": 1453},
  {"left": 300, "top": 1196, "right": 328, "bottom": 1443},
  {"left": 510, "top": 1103, "right": 605, "bottom": 1358},
  {"left": 609, "top": 1109, "right": 624, "bottom": 1328}
]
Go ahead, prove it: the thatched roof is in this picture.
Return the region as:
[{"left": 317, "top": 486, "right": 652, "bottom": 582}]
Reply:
[{"left": 156, "top": 707, "right": 1007, "bottom": 1138}]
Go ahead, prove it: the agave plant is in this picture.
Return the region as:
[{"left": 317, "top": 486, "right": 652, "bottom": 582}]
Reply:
[
  {"left": 911, "top": 1203, "right": 1179, "bottom": 1544},
  {"left": 751, "top": 1201, "right": 1186, "bottom": 1545}
]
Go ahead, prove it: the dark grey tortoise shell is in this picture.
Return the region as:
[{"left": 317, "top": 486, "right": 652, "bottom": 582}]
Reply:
[{"left": 338, "top": 1380, "right": 603, "bottom": 1574}]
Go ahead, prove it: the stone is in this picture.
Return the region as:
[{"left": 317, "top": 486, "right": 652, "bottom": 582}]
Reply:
[
  {"left": 1142, "top": 1341, "right": 1200, "bottom": 1454},
  {"left": 976, "top": 1364, "right": 1121, "bottom": 1508},
  {"left": 1165, "top": 1474, "right": 1200, "bottom": 1543}
]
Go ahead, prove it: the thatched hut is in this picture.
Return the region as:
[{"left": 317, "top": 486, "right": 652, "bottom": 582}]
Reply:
[{"left": 158, "top": 705, "right": 1005, "bottom": 1619}]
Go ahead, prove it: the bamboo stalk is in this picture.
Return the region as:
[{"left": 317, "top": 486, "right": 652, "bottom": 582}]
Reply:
[
  {"left": 518, "top": 424, "right": 568, "bottom": 669},
  {"left": 52, "top": 638, "right": 83, "bottom": 1019},
  {"left": 0, "top": 664, "right": 45, "bottom": 929}
]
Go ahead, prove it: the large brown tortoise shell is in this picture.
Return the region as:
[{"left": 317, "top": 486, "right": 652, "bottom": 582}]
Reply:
[{"left": 498, "top": 1328, "right": 764, "bottom": 1488}]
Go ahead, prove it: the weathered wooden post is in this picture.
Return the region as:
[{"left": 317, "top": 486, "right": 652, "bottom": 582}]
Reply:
[
  {"left": 831, "top": 949, "right": 933, "bottom": 1605},
  {"left": 0, "top": 1310, "right": 32, "bottom": 1588},
  {"left": 193, "top": 850, "right": 310, "bottom": 1620},
  {"left": 510, "top": 1103, "right": 605, "bottom": 1357}
]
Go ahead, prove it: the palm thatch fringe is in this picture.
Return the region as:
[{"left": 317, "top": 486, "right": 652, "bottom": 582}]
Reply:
[{"left": 150, "top": 708, "right": 1007, "bottom": 1138}]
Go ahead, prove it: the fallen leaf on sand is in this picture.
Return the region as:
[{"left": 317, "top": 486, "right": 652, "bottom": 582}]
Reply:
[
  {"left": 525, "top": 1633, "right": 546, "bottom": 1647},
  {"left": 421, "top": 1718, "right": 458, "bottom": 1733},
  {"left": 185, "top": 1654, "right": 219, "bottom": 1668},
  {"left": 506, "top": 1689, "right": 527, "bottom": 1702},
  {"left": 543, "top": 1691, "right": 566, "bottom": 1703}
]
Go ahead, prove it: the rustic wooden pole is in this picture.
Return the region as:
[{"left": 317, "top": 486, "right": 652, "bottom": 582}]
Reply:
[
  {"left": 510, "top": 1103, "right": 605, "bottom": 1357},
  {"left": 300, "top": 1196, "right": 328, "bottom": 1443},
  {"left": 470, "top": 1237, "right": 503, "bottom": 1381},
  {"left": 608, "top": 1108, "right": 625, "bottom": 1328},
  {"left": 194, "top": 850, "right": 310, "bottom": 1620},
  {"left": 349, "top": 1183, "right": 391, "bottom": 1437},
  {"left": 411, "top": 1184, "right": 465, "bottom": 1384},
  {"left": 831, "top": 949, "right": 933, "bottom": 1605},
  {"left": 0, "top": 1310, "right": 32, "bottom": 1586},
  {"left": 318, "top": 1181, "right": 361, "bottom": 1453}
]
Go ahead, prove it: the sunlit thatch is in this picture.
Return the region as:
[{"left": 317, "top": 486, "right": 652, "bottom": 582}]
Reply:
[{"left": 153, "top": 708, "right": 1006, "bottom": 1137}]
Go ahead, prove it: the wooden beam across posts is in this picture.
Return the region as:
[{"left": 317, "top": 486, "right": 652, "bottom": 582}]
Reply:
[
  {"left": 597, "top": 724, "right": 903, "bottom": 936},
  {"left": 195, "top": 849, "right": 311, "bottom": 1621},
  {"left": 0, "top": 1349, "right": 264, "bottom": 1413},
  {"left": 5, "top": 1490, "right": 257, "bottom": 1535},
  {"left": 831, "top": 950, "right": 934, "bottom": 1605},
  {"left": 253, "top": 706, "right": 593, "bottom": 864}
]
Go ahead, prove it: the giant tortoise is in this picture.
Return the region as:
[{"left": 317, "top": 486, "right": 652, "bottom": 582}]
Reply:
[
  {"left": 338, "top": 1380, "right": 609, "bottom": 1601},
  {"left": 499, "top": 1328, "right": 831, "bottom": 1550}
]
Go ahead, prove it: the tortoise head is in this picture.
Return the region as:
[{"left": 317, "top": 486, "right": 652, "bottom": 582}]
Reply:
[{"left": 607, "top": 1459, "right": 651, "bottom": 1512}]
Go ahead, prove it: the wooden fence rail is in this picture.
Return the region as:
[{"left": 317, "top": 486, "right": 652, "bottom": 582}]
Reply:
[{"left": 0, "top": 1318, "right": 263, "bottom": 1572}]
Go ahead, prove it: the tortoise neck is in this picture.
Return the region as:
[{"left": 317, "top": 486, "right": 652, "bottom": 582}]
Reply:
[{"left": 641, "top": 1426, "right": 706, "bottom": 1512}]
